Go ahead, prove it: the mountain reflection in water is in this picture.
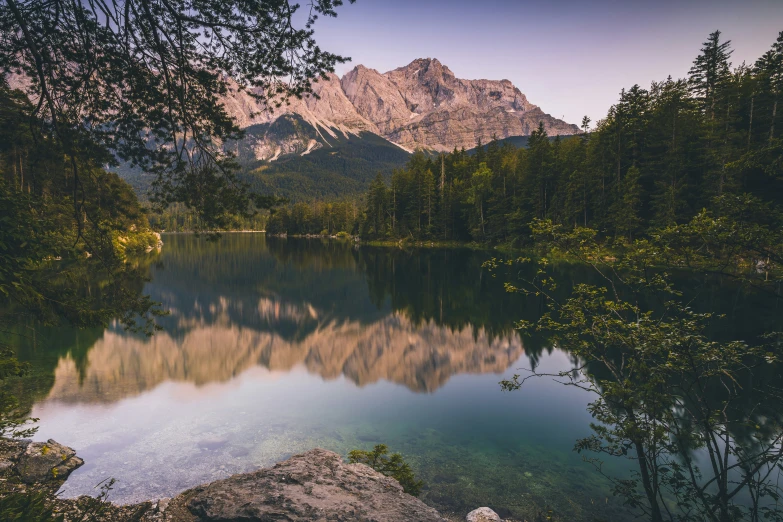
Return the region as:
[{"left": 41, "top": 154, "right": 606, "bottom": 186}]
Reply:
[{"left": 46, "top": 311, "right": 523, "bottom": 403}]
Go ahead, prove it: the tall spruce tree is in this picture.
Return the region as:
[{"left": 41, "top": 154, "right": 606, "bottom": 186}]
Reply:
[{"left": 689, "top": 30, "right": 734, "bottom": 121}]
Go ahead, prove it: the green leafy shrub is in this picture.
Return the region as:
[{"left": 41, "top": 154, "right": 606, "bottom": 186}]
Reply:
[
  {"left": 348, "top": 444, "right": 424, "bottom": 496},
  {"left": 0, "top": 491, "right": 63, "bottom": 522}
]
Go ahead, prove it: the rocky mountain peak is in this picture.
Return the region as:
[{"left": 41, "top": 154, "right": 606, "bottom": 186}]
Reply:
[
  {"left": 218, "top": 57, "right": 579, "bottom": 159},
  {"left": 398, "top": 58, "right": 455, "bottom": 79}
]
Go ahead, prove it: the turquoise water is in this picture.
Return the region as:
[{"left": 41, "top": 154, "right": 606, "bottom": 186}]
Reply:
[{"left": 16, "top": 233, "right": 775, "bottom": 520}]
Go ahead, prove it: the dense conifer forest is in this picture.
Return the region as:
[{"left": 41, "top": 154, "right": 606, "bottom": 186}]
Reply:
[{"left": 267, "top": 31, "right": 783, "bottom": 245}]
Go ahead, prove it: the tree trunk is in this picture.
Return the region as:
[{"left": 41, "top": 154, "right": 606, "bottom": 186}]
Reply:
[
  {"left": 392, "top": 186, "right": 396, "bottom": 232},
  {"left": 480, "top": 201, "right": 485, "bottom": 236},
  {"left": 617, "top": 128, "right": 622, "bottom": 183},
  {"left": 633, "top": 437, "right": 663, "bottom": 522}
]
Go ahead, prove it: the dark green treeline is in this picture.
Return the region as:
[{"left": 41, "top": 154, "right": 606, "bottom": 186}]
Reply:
[{"left": 268, "top": 30, "right": 783, "bottom": 243}]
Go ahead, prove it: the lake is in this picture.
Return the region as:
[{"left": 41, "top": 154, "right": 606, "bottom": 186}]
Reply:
[{"left": 11, "top": 233, "right": 782, "bottom": 521}]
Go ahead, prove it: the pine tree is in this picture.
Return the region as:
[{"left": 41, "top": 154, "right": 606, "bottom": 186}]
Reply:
[
  {"left": 648, "top": 77, "right": 695, "bottom": 226},
  {"left": 422, "top": 169, "right": 436, "bottom": 237},
  {"left": 468, "top": 163, "right": 493, "bottom": 239},
  {"left": 613, "top": 166, "right": 643, "bottom": 241},
  {"left": 689, "top": 30, "right": 734, "bottom": 121},
  {"left": 525, "top": 122, "right": 552, "bottom": 219},
  {"left": 754, "top": 32, "right": 783, "bottom": 142},
  {"left": 365, "top": 173, "right": 388, "bottom": 237}
]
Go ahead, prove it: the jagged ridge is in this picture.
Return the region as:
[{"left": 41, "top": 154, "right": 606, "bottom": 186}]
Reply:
[{"left": 224, "top": 58, "right": 578, "bottom": 160}]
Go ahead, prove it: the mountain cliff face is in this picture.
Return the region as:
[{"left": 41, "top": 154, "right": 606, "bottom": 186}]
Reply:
[
  {"left": 223, "top": 58, "right": 578, "bottom": 160},
  {"left": 343, "top": 58, "right": 578, "bottom": 151}
]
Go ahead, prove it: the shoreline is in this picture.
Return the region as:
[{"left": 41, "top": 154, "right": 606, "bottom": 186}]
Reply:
[
  {"left": 158, "top": 230, "right": 266, "bottom": 234},
  {"left": 153, "top": 229, "right": 533, "bottom": 253}
]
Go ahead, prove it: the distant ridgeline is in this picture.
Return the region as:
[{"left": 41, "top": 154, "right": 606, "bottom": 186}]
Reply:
[
  {"left": 268, "top": 32, "right": 783, "bottom": 245},
  {"left": 118, "top": 119, "right": 549, "bottom": 210}
]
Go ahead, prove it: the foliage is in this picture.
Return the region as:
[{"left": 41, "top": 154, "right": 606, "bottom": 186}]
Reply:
[
  {"left": 0, "top": 476, "right": 119, "bottom": 522},
  {"left": 0, "top": 490, "right": 64, "bottom": 522},
  {"left": 0, "top": 0, "right": 355, "bottom": 231},
  {"left": 348, "top": 444, "right": 424, "bottom": 496},
  {"left": 0, "top": 344, "right": 37, "bottom": 438},
  {"left": 0, "top": 91, "right": 165, "bottom": 333},
  {"left": 491, "top": 217, "right": 783, "bottom": 522},
  {"left": 266, "top": 200, "right": 360, "bottom": 236},
  {"left": 147, "top": 202, "right": 270, "bottom": 232}
]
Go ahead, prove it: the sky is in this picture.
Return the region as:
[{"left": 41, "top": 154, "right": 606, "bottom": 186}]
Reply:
[{"left": 305, "top": 0, "right": 783, "bottom": 128}]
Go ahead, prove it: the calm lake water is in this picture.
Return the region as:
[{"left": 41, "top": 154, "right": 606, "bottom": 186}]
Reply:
[{"left": 12, "top": 233, "right": 782, "bottom": 521}]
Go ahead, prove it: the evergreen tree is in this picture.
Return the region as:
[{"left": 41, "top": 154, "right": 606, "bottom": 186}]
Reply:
[
  {"left": 525, "top": 123, "right": 552, "bottom": 220},
  {"left": 689, "top": 30, "right": 734, "bottom": 121},
  {"left": 468, "top": 163, "right": 493, "bottom": 239},
  {"left": 365, "top": 173, "right": 388, "bottom": 237},
  {"left": 422, "top": 169, "right": 436, "bottom": 236},
  {"left": 613, "top": 165, "right": 643, "bottom": 241}
]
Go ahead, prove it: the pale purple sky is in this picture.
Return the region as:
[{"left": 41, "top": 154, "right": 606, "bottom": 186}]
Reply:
[{"left": 307, "top": 0, "right": 783, "bottom": 128}]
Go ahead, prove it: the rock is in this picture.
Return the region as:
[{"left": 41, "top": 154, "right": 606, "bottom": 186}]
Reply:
[
  {"left": 15, "top": 438, "right": 84, "bottom": 484},
  {"left": 179, "top": 448, "right": 447, "bottom": 521},
  {"left": 156, "top": 497, "right": 171, "bottom": 513},
  {"left": 466, "top": 507, "right": 502, "bottom": 522}
]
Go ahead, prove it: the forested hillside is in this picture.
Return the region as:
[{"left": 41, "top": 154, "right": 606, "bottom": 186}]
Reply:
[
  {"left": 240, "top": 129, "right": 411, "bottom": 201},
  {"left": 0, "top": 85, "right": 162, "bottom": 330},
  {"left": 268, "top": 31, "right": 783, "bottom": 245}
]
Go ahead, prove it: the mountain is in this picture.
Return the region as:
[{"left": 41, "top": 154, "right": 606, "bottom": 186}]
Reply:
[
  {"left": 117, "top": 59, "right": 579, "bottom": 199},
  {"left": 341, "top": 58, "right": 578, "bottom": 151},
  {"left": 223, "top": 58, "right": 578, "bottom": 160}
]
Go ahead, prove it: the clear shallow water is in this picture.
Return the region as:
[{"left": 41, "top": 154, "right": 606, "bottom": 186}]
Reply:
[{"left": 21, "top": 233, "right": 771, "bottom": 520}]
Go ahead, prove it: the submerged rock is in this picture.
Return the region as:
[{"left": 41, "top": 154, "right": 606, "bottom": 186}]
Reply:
[
  {"left": 466, "top": 506, "right": 502, "bottom": 522},
  {"left": 168, "top": 448, "right": 447, "bottom": 521},
  {"left": 15, "top": 438, "right": 84, "bottom": 483}
]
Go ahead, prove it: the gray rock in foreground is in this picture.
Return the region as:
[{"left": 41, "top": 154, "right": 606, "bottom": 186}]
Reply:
[
  {"left": 4, "top": 438, "right": 83, "bottom": 484},
  {"left": 467, "top": 506, "right": 502, "bottom": 522},
  {"left": 170, "top": 448, "right": 447, "bottom": 522}
]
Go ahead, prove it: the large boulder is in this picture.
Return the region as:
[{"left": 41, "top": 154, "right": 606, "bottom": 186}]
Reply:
[
  {"left": 15, "top": 438, "right": 84, "bottom": 484},
  {"left": 175, "top": 448, "right": 447, "bottom": 522},
  {"left": 466, "top": 507, "right": 502, "bottom": 522}
]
